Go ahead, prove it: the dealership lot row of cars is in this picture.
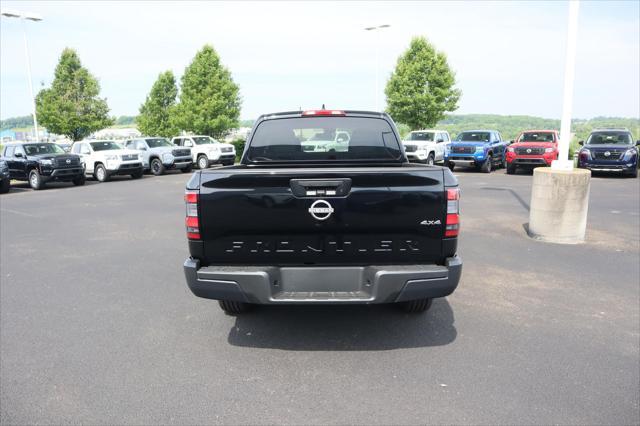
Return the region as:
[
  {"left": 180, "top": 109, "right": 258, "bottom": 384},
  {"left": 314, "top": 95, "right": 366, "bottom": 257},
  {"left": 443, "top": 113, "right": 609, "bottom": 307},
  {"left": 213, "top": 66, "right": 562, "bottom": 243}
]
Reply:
[
  {"left": 0, "top": 135, "right": 236, "bottom": 192},
  {"left": 405, "top": 127, "right": 639, "bottom": 177},
  {"left": 0, "top": 127, "right": 638, "bottom": 193}
]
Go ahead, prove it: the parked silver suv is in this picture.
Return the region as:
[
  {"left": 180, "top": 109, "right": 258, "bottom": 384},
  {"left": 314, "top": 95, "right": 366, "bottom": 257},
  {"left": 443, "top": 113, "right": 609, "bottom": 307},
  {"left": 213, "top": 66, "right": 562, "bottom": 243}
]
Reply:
[{"left": 124, "top": 137, "right": 192, "bottom": 175}]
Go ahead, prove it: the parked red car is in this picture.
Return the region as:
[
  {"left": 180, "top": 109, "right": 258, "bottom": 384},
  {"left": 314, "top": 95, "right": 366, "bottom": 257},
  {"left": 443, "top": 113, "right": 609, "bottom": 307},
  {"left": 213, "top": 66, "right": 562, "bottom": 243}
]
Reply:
[{"left": 506, "top": 130, "right": 559, "bottom": 174}]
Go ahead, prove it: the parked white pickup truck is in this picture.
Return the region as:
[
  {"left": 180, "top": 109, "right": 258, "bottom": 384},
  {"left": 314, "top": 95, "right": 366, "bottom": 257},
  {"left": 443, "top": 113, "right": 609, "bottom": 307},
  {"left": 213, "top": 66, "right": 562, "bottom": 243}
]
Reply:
[
  {"left": 71, "top": 140, "right": 143, "bottom": 182},
  {"left": 123, "top": 137, "right": 192, "bottom": 175},
  {"left": 402, "top": 130, "right": 451, "bottom": 165},
  {"left": 171, "top": 135, "right": 236, "bottom": 169}
]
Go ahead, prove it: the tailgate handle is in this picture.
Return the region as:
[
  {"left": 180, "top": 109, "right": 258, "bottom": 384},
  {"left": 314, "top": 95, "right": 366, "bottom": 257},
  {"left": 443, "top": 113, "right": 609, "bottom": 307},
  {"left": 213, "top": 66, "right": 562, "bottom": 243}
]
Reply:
[{"left": 290, "top": 178, "right": 352, "bottom": 197}]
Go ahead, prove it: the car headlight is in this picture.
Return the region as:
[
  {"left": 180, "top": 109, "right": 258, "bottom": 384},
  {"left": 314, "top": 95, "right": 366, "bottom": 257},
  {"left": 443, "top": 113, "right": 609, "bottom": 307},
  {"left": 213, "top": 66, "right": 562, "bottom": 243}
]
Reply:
[
  {"left": 545, "top": 148, "right": 555, "bottom": 153},
  {"left": 507, "top": 147, "right": 515, "bottom": 153},
  {"left": 623, "top": 148, "right": 637, "bottom": 161},
  {"left": 105, "top": 155, "right": 118, "bottom": 161},
  {"left": 162, "top": 152, "right": 174, "bottom": 162},
  {"left": 580, "top": 149, "right": 591, "bottom": 160},
  {"left": 475, "top": 146, "right": 484, "bottom": 152},
  {"left": 209, "top": 146, "right": 219, "bottom": 152},
  {"left": 40, "top": 159, "right": 53, "bottom": 166}
]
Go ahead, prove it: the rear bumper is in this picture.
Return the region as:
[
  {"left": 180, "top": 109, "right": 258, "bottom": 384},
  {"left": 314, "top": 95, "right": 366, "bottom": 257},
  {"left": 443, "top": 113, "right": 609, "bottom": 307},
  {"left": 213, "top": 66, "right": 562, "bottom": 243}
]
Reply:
[{"left": 184, "top": 256, "right": 462, "bottom": 304}]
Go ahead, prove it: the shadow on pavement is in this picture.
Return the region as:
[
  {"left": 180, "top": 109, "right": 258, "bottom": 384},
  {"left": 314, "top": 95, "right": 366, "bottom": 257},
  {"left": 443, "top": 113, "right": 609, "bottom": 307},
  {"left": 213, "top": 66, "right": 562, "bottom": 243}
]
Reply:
[
  {"left": 226, "top": 298, "right": 456, "bottom": 351},
  {"left": 481, "top": 186, "right": 530, "bottom": 212}
]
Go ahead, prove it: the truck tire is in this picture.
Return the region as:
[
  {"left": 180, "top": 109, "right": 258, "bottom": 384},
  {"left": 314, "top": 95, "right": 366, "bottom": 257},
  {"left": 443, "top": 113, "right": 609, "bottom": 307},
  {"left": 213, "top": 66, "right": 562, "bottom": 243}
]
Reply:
[
  {"left": 181, "top": 165, "right": 193, "bottom": 173},
  {"left": 150, "top": 158, "right": 165, "bottom": 176},
  {"left": 197, "top": 155, "right": 209, "bottom": 170},
  {"left": 399, "top": 298, "right": 433, "bottom": 313},
  {"left": 445, "top": 160, "right": 455, "bottom": 171},
  {"left": 425, "top": 153, "right": 435, "bottom": 166},
  {"left": 480, "top": 155, "right": 492, "bottom": 173},
  {"left": 626, "top": 167, "right": 638, "bottom": 178},
  {"left": 94, "top": 164, "right": 109, "bottom": 182},
  {"left": 506, "top": 163, "right": 517, "bottom": 175},
  {"left": 0, "top": 179, "right": 10, "bottom": 194},
  {"left": 72, "top": 174, "right": 86, "bottom": 186},
  {"left": 218, "top": 300, "right": 252, "bottom": 315},
  {"left": 29, "top": 169, "right": 45, "bottom": 190},
  {"left": 131, "top": 170, "right": 143, "bottom": 179},
  {"left": 501, "top": 154, "right": 508, "bottom": 168}
]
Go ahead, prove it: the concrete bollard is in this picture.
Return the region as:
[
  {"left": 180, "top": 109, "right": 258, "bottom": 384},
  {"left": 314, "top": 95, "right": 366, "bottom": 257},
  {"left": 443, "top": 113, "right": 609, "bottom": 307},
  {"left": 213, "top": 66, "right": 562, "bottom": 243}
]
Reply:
[{"left": 528, "top": 167, "right": 591, "bottom": 244}]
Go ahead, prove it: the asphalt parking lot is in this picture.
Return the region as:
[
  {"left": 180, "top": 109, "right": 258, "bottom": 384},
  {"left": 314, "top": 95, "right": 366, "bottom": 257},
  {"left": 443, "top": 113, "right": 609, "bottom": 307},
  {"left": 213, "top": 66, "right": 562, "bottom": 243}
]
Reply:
[{"left": 1, "top": 168, "right": 639, "bottom": 425}]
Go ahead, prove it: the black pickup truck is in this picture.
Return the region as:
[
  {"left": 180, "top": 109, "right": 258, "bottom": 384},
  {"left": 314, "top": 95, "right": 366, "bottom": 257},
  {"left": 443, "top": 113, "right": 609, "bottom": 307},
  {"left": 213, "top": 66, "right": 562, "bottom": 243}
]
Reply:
[
  {"left": 183, "top": 110, "right": 462, "bottom": 314},
  {"left": 1, "top": 142, "right": 85, "bottom": 190}
]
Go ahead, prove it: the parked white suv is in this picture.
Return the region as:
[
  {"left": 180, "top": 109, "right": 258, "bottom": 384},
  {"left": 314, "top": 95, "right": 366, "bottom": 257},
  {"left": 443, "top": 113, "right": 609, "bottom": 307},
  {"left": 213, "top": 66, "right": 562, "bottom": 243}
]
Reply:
[
  {"left": 123, "top": 137, "right": 192, "bottom": 175},
  {"left": 402, "top": 130, "right": 451, "bottom": 165},
  {"left": 171, "top": 135, "right": 236, "bottom": 169},
  {"left": 71, "top": 140, "right": 143, "bottom": 182}
]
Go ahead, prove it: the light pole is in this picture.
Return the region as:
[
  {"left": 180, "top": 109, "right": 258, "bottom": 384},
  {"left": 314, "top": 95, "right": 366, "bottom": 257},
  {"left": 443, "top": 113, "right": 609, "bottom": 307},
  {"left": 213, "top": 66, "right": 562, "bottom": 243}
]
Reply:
[
  {"left": 552, "top": 0, "right": 579, "bottom": 170},
  {"left": 364, "top": 24, "right": 390, "bottom": 111},
  {"left": 1, "top": 8, "right": 43, "bottom": 142}
]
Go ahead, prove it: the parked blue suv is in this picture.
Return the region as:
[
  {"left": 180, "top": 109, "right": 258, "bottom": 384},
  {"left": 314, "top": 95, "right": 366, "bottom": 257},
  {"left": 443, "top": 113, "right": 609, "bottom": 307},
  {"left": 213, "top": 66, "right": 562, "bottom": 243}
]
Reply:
[
  {"left": 577, "top": 129, "right": 639, "bottom": 178},
  {"left": 445, "top": 130, "right": 508, "bottom": 173}
]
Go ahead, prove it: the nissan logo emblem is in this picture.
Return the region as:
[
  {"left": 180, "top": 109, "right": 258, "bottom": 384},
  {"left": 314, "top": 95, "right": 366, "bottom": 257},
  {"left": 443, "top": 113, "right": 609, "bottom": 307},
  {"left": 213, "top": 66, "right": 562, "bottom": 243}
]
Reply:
[
  {"left": 526, "top": 148, "right": 532, "bottom": 154},
  {"left": 308, "top": 199, "right": 334, "bottom": 221},
  {"left": 604, "top": 151, "right": 611, "bottom": 157},
  {"left": 66, "top": 159, "right": 71, "bottom": 164}
]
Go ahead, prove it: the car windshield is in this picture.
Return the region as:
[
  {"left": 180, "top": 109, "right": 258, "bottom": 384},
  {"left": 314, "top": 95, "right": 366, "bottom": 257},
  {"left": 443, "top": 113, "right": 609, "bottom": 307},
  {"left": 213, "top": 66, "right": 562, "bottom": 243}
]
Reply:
[
  {"left": 23, "top": 144, "right": 65, "bottom": 155},
  {"left": 90, "top": 141, "right": 123, "bottom": 151},
  {"left": 247, "top": 116, "right": 401, "bottom": 162},
  {"left": 145, "top": 138, "right": 172, "bottom": 148},
  {"left": 455, "top": 132, "right": 490, "bottom": 142},
  {"left": 406, "top": 132, "right": 435, "bottom": 141},
  {"left": 518, "top": 132, "right": 555, "bottom": 143},
  {"left": 586, "top": 131, "right": 633, "bottom": 145},
  {"left": 193, "top": 136, "right": 216, "bottom": 145}
]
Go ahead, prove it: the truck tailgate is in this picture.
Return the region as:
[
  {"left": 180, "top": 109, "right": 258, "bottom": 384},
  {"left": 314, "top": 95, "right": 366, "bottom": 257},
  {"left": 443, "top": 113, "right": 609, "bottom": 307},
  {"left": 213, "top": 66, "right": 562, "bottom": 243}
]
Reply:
[{"left": 197, "top": 166, "right": 447, "bottom": 266}]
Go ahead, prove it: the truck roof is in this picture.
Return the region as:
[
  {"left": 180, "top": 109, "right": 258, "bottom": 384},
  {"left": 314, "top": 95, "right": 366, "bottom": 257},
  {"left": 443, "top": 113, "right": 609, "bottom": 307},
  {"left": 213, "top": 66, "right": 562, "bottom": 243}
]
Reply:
[
  {"left": 409, "top": 129, "right": 449, "bottom": 133},
  {"left": 519, "top": 129, "right": 558, "bottom": 133}
]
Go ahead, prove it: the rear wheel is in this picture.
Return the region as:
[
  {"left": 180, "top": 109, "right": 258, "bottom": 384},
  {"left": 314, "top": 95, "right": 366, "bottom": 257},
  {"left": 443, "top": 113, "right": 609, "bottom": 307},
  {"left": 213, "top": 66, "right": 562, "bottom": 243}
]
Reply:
[
  {"left": 72, "top": 174, "right": 86, "bottom": 186},
  {"left": 150, "top": 158, "right": 165, "bottom": 176},
  {"left": 218, "top": 300, "right": 252, "bottom": 315},
  {"left": 181, "top": 165, "right": 193, "bottom": 173},
  {"left": 399, "top": 298, "right": 433, "bottom": 313},
  {"left": 0, "top": 179, "right": 10, "bottom": 193},
  {"left": 29, "top": 169, "right": 44, "bottom": 190},
  {"left": 197, "top": 155, "right": 209, "bottom": 170},
  {"left": 506, "top": 163, "right": 517, "bottom": 175}
]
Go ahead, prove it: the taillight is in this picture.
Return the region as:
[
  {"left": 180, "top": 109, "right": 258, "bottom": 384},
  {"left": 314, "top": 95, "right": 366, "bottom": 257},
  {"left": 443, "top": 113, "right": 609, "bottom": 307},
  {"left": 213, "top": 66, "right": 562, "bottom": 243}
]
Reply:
[
  {"left": 445, "top": 188, "right": 460, "bottom": 237},
  {"left": 185, "top": 190, "right": 200, "bottom": 240},
  {"left": 302, "top": 110, "right": 346, "bottom": 116}
]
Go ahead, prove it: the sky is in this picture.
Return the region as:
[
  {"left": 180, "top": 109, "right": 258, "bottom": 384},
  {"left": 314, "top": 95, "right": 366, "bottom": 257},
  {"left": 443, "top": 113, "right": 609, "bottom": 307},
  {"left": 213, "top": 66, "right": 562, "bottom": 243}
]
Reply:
[{"left": 1, "top": 1, "right": 639, "bottom": 121}]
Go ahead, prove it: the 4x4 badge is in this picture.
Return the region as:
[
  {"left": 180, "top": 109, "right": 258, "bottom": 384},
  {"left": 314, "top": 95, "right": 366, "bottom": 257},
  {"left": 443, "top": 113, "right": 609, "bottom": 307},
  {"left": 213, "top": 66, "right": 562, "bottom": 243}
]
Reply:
[
  {"left": 420, "top": 220, "right": 441, "bottom": 226},
  {"left": 308, "top": 200, "right": 334, "bottom": 221}
]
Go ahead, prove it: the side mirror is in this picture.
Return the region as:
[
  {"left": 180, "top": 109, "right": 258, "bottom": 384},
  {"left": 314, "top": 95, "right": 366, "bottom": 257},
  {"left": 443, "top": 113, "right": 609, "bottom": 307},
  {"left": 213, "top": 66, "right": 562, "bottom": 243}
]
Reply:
[
  {"left": 436, "top": 138, "right": 444, "bottom": 143},
  {"left": 636, "top": 140, "right": 640, "bottom": 146},
  {"left": 508, "top": 140, "right": 514, "bottom": 145},
  {"left": 15, "top": 152, "right": 23, "bottom": 158},
  {"left": 578, "top": 140, "right": 584, "bottom": 146}
]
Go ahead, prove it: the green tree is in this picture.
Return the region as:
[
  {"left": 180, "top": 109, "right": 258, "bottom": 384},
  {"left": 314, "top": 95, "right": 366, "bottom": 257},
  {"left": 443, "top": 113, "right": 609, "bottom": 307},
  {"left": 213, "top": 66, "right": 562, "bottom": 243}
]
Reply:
[
  {"left": 385, "top": 37, "right": 461, "bottom": 130},
  {"left": 35, "top": 48, "right": 113, "bottom": 141},
  {"left": 137, "top": 71, "right": 178, "bottom": 137},
  {"left": 173, "top": 45, "right": 241, "bottom": 138}
]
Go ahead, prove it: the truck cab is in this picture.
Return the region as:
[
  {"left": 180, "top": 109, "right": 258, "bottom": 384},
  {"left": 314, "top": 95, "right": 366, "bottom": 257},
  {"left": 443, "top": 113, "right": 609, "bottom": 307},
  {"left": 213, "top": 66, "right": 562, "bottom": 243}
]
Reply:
[
  {"left": 402, "top": 130, "right": 451, "bottom": 165},
  {"left": 1, "top": 142, "right": 85, "bottom": 190},
  {"left": 506, "top": 130, "right": 559, "bottom": 174},
  {"left": 123, "top": 137, "right": 193, "bottom": 175},
  {"left": 445, "top": 130, "right": 508, "bottom": 173},
  {"left": 577, "top": 128, "right": 639, "bottom": 178},
  {"left": 171, "top": 135, "right": 236, "bottom": 169},
  {"left": 71, "top": 140, "right": 144, "bottom": 182}
]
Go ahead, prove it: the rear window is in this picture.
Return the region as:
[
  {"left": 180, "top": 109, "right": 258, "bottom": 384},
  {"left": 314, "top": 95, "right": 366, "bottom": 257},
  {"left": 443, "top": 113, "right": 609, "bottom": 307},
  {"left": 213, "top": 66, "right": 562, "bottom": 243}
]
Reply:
[{"left": 247, "top": 117, "right": 401, "bottom": 162}]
